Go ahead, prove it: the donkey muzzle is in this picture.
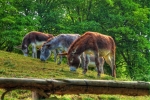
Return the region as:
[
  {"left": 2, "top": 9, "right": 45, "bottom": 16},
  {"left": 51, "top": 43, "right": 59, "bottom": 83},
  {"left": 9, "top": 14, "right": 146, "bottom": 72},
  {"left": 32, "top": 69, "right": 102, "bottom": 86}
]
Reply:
[
  {"left": 70, "top": 66, "right": 77, "bottom": 71},
  {"left": 24, "top": 54, "right": 28, "bottom": 57},
  {"left": 40, "top": 56, "right": 46, "bottom": 61}
]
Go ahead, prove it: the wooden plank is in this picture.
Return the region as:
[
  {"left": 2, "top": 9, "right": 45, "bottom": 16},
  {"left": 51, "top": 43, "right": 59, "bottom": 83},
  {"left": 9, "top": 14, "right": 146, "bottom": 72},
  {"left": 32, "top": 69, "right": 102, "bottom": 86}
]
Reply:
[{"left": 0, "top": 78, "right": 150, "bottom": 99}]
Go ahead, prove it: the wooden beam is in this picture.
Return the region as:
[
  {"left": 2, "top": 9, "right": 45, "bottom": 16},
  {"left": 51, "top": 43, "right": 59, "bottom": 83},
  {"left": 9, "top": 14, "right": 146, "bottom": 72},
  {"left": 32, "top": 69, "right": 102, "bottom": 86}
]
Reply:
[{"left": 0, "top": 78, "right": 150, "bottom": 99}]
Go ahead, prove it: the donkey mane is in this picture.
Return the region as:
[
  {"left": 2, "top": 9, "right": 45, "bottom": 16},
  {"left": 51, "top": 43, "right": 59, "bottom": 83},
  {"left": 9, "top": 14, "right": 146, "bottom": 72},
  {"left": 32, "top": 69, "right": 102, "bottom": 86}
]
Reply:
[
  {"left": 67, "top": 33, "right": 87, "bottom": 54},
  {"left": 67, "top": 32, "right": 96, "bottom": 55}
]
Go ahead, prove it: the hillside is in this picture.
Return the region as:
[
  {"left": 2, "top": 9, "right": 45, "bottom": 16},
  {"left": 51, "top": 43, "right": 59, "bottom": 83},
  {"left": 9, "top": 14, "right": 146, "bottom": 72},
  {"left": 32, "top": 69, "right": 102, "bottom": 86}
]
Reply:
[{"left": 0, "top": 50, "right": 149, "bottom": 100}]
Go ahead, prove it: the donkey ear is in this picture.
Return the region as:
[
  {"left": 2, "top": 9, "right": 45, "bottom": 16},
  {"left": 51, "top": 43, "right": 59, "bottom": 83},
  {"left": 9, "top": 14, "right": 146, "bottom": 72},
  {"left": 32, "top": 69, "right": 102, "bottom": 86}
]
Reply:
[
  {"left": 14, "top": 45, "right": 22, "bottom": 50},
  {"left": 58, "top": 52, "right": 68, "bottom": 56}
]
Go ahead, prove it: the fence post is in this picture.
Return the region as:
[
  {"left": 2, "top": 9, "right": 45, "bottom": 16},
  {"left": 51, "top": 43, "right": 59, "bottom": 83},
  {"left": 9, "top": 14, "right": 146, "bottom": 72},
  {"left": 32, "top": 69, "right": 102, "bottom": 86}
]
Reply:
[{"left": 32, "top": 90, "right": 49, "bottom": 100}]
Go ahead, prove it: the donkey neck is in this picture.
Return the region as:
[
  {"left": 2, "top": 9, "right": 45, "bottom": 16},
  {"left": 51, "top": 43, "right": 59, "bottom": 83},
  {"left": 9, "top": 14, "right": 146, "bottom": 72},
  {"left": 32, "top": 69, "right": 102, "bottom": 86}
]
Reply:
[
  {"left": 69, "top": 42, "right": 87, "bottom": 56},
  {"left": 68, "top": 34, "right": 94, "bottom": 56}
]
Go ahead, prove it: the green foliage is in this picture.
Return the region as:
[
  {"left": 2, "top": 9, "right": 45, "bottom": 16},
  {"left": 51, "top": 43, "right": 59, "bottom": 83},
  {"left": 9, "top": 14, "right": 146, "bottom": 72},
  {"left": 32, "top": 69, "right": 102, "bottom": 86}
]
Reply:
[{"left": 62, "top": 21, "right": 102, "bottom": 33}]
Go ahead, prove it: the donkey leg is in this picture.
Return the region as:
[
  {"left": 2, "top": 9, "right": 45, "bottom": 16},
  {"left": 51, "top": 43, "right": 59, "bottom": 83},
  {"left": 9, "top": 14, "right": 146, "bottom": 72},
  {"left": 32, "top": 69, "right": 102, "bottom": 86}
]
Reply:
[
  {"left": 82, "top": 55, "right": 89, "bottom": 74},
  {"left": 57, "top": 50, "right": 62, "bottom": 65},
  {"left": 32, "top": 45, "right": 37, "bottom": 58},
  {"left": 80, "top": 53, "right": 85, "bottom": 69},
  {"left": 99, "top": 57, "right": 105, "bottom": 74},
  {"left": 111, "top": 54, "right": 116, "bottom": 77},
  {"left": 104, "top": 54, "right": 116, "bottom": 78},
  {"left": 94, "top": 54, "right": 101, "bottom": 77},
  {"left": 53, "top": 49, "right": 58, "bottom": 62}
]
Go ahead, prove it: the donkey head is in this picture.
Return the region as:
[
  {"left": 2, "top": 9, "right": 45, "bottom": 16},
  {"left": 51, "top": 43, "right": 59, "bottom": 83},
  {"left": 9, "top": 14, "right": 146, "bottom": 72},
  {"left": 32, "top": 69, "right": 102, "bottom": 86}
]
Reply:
[
  {"left": 22, "top": 44, "right": 29, "bottom": 56},
  {"left": 59, "top": 46, "right": 81, "bottom": 71},
  {"left": 40, "top": 43, "right": 51, "bottom": 61},
  {"left": 68, "top": 53, "right": 81, "bottom": 71}
]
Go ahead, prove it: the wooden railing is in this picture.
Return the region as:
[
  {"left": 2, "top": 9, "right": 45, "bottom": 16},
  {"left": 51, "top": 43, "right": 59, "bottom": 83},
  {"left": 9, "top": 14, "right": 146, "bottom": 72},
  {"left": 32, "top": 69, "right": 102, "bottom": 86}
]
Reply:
[{"left": 0, "top": 78, "right": 150, "bottom": 100}]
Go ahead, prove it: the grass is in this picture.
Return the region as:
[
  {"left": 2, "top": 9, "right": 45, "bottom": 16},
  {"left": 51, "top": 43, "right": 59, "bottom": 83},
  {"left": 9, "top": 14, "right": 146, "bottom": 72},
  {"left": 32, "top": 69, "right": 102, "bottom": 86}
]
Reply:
[{"left": 0, "top": 50, "right": 150, "bottom": 100}]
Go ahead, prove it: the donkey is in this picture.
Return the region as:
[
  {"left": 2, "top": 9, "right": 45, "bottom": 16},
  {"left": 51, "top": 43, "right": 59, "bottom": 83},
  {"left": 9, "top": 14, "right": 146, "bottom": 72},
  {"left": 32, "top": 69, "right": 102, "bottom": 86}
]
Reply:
[
  {"left": 21, "top": 31, "right": 54, "bottom": 58},
  {"left": 60, "top": 31, "right": 116, "bottom": 77},
  {"left": 40, "top": 34, "right": 81, "bottom": 65}
]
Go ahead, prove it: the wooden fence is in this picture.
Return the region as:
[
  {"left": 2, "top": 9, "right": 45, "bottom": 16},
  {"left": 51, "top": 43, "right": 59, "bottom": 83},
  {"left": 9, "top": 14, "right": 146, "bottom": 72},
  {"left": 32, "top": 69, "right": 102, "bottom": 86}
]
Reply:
[{"left": 0, "top": 78, "right": 150, "bottom": 100}]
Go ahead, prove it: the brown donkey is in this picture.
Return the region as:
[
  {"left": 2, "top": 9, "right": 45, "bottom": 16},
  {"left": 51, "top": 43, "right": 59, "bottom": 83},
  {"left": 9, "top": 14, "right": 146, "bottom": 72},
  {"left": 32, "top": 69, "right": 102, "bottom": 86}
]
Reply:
[
  {"left": 21, "top": 31, "right": 54, "bottom": 58},
  {"left": 60, "top": 31, "right": 116, "bottom": 77}
]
